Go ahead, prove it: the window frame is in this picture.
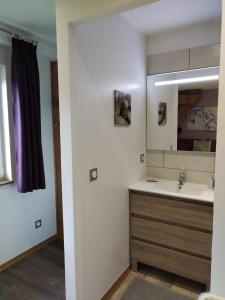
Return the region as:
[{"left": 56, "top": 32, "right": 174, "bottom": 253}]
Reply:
[{"left": 0, "top": 64, "right": 13, "bottom": 185}]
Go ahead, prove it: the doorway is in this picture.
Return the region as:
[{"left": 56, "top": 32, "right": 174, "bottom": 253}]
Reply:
[{"left": 51, "top": 61, "right": 64, "bottom": 240}]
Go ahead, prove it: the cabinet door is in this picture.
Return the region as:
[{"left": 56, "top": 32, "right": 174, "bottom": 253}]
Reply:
[
  {"left": 147, "top": 49, "right": 189, "bottom": 75},
  {"left": 147, "top": 76, "right": 178, "bottom": 151},
  {"left": 190, "top": 44, "right": 220, "bottom": 69}
]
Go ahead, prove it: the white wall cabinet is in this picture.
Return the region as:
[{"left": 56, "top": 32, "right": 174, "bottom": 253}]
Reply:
[
  {"left": 148, "top": 44, "right": 220, "bottom": 75},
  {"left": 147, "top": 49, "right": 189, "bottom": 75},
  {"left": 190, "top": 44, "right": 220, "bottom": 69}
]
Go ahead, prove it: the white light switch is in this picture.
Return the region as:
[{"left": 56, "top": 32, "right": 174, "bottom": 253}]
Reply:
[
  {"left": 90, "top": 168, "right": 98, "bottom": 181},
  {"left": 140, "top": 154, "right": 145, "bottom": 163}
]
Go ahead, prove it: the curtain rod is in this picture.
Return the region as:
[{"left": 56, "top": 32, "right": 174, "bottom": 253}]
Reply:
[{"left": 0, "top": 26, "right": 38, "bottom": 45}]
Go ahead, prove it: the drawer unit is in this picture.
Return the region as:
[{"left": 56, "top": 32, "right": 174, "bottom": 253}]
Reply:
[
  {"left": 130, "top": 191, "right": 213, "bottom": 285},
  {"left": 132, "top": 217, "right": 212, "bottom": 258},
  {"left": 131, "top": 192, "right": 213, "bottom": 232}
]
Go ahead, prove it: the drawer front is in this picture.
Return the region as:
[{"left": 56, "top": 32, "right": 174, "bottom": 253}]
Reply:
[
  {"left": 132, "top": 217, "right": 212, "bottom": 258},
  {"left": 131, "top": 193, "right": 213, "bottom": 232},
  {"left": 132, "top": 240, "right": 210, "bottom": 284}
]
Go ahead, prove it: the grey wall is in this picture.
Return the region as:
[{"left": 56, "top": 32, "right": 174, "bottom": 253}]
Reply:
[{"left": 0, "top": 44, "right": 57, "bottom": 265}]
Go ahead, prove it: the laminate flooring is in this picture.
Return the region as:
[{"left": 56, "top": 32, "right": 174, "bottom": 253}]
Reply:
[
  {"left": 0, "top": 244, "right": 206, "bottom": 300},
  {"left": 0, "top": 240, "right": 65, "bottom": 300}
]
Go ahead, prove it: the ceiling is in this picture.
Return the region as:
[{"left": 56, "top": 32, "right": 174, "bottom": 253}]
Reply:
[
  {"left": 122, "top": 0, "right": 222, "bottom": 36},
  {"left": 0, "top": 0, "right": 221, "bottom": 45},
  {"left": 0, "top": 0, "right": 56, "bottom": 44}
]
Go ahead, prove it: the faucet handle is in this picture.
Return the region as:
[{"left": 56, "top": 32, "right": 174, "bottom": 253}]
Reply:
[
  {"left": 179, "top": 171, "right": 186, "bottom": 179},
  {"left": 178, "top": 171, "right": 186, "bottom": 185}
]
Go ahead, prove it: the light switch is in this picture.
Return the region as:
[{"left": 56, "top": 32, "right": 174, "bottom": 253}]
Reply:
[
  {"left": 140, "top": 154, "right": 145, "bottom": 163},
  {"left": 90, "top": 168, "right": 98, "bottom": 181}
]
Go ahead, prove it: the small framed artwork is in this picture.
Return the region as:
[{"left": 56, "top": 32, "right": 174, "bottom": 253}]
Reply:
[
  {"left": 187, "top": 106, "right": 217, "bottom": 131},
  {"left": 114, "top": 90, "right": 131, "bottom": 126},
  {"left": 158, "top": 102, "right": 167, "bottom": 126}
]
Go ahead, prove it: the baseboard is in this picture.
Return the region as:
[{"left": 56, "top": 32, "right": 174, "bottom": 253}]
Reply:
[
  {"left": 0, "top": 234, "right": 59, "bottom": 272},
  {"left": 101, "top": 266, "right": 131, "bottom": 300}
]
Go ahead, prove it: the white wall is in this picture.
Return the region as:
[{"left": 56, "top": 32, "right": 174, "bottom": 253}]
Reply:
[
  {"left": 147, "top": 19, "right": 221, "bottom": 54},
  {"left": 70, "top": 14, "right": 146, "bottom": 300},
  {"left": 147, "top": 150, "right": 215, "bottom": 184},
  {"left": 56, "top": 2, "right": 157, "bottom": 299},
  {"left": 0, "top": 66, "right": 4, "bottom": 177},
  {"left": 56, "top": 3, "right": 158, "bottom": 299},
  {"left": 0, "top": 44, "right": 57, "bottom": 265}
]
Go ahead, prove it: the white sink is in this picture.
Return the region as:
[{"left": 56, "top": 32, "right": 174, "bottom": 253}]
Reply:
[
  {"left": 157, "top": 180, "right": 204, "bottom": 196},
  {"left": 129, "top": 179, "right": 214, "bottom": 203}
]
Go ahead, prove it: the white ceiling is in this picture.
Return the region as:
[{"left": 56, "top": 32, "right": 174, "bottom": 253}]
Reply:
[
  {"left": 122, "top": 0, "right": 222, "bottom": 36},
  {"left": 0, "top": 0, "right": 56, "bottom": 44},
  {"left": 0, "top": 0, "right": 221, "bottom": 44}
]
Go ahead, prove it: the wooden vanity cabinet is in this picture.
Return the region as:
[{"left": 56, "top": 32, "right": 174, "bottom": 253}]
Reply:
[{"left": 129, "top": 191, "right": 213, "bottom": 285}]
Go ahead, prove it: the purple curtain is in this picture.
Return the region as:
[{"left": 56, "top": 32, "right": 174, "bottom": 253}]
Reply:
[{"left": 11, "top": 38, "right": 45, "bottom": 193}]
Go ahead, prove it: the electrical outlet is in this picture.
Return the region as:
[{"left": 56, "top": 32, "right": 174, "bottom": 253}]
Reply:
[
  {"left": 140, "top": 154, "right": 145, "bottom": 163},
  {"left": 35, "top": 219, "right": 42, "bottom": 229},
  {"left": 90, "top": 168, "right": 98, "bottom": 181}
]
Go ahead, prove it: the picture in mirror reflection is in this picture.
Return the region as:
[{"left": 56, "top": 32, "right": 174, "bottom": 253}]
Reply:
[{"left": 147, "top": 67, "right": 219, "bottom": 152}]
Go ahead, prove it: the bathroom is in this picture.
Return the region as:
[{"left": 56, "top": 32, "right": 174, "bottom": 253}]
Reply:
[
  {"left": 0, "top": 0, "right": 224, "bottom": 300},
  {"left": 59, "top": 0, "right": 223, "bottom": 299}
]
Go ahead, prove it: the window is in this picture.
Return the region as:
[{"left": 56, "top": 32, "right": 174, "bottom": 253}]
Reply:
[{"left": 0, "top": 64, "right": 12, "bottom": 183}]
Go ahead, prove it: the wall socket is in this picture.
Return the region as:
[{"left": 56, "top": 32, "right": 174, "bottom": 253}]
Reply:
[
  {"left": 140, "top": 154, "right": 145, "bottom": 163},
  {"left": 35, "top": 219, "right": 42, "bottom": 229}
]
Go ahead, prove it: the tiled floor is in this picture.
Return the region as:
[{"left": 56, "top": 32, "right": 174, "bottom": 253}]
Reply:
[{"left": 110, "top": 264, "right": 205, "bottom": 300}]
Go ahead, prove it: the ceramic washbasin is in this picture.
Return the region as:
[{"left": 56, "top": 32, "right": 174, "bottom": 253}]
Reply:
[
  {"left": 156, "top": 180, "right": 205, "bottom": 196},
  {"left": 129, "top": 179, "right": 214, "bottom": 203}
]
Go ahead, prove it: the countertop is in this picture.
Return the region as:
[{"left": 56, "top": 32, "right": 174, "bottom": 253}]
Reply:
[{"left": 129, "top": 179, "right": 214, "bottom": 203}]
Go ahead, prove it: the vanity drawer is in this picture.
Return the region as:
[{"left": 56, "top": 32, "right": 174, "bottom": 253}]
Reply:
[
  {"left": 131, "top": 217, "right": 212, "bottom": 258},
  {"left": 131, "top": 193, "right": 213, "bottom": 232},
  {"left": 132, "top": 240, "right": 210, "bottom": 284}
]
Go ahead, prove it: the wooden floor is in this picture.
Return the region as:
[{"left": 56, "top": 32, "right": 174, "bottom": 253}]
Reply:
[
  {"left": 0, "top": 240, "right": 65, "bottom": 300},
  {"left": 0, "top": 242, "right": 205, "bottom": 300},
  {"left": 110, "top": 264, "right": 205, "bottom": 300}
]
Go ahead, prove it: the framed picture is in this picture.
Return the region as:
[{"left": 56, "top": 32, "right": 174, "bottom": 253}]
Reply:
[
  {"left": 187, "top": 106, "right": 217, "bottom": 131},
  {"left": 114, "top": 90, "right": 131, "bottom": 126},
  {"left": 158, "top": 102, "right": 167, "bottom": 126}
]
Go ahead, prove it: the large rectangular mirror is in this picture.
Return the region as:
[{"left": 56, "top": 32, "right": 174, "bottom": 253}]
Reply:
[{"left": 147, "top": 67, "right": 219, "bottom": 152}]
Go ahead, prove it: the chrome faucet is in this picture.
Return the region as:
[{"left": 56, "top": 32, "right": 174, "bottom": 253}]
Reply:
[
  {"left": 208, "top": 176, "right": 215, "bottom": 190},
  {"left": 178, "top": 171, "right": 186, "bottom": 186}
]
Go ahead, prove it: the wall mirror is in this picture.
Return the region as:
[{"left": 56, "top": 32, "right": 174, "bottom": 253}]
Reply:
[{"left": 147, "top": 67, "right": 219, "bottom": 152}]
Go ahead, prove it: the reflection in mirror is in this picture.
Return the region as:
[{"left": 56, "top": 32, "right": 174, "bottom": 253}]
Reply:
[{"left": 147, "top": 67, "right": 219, "bottom": 152}]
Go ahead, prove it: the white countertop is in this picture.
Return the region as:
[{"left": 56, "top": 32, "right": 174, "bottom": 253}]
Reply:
[{"left": 129, "top": 179, "right": 214, "bottom": 203}]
